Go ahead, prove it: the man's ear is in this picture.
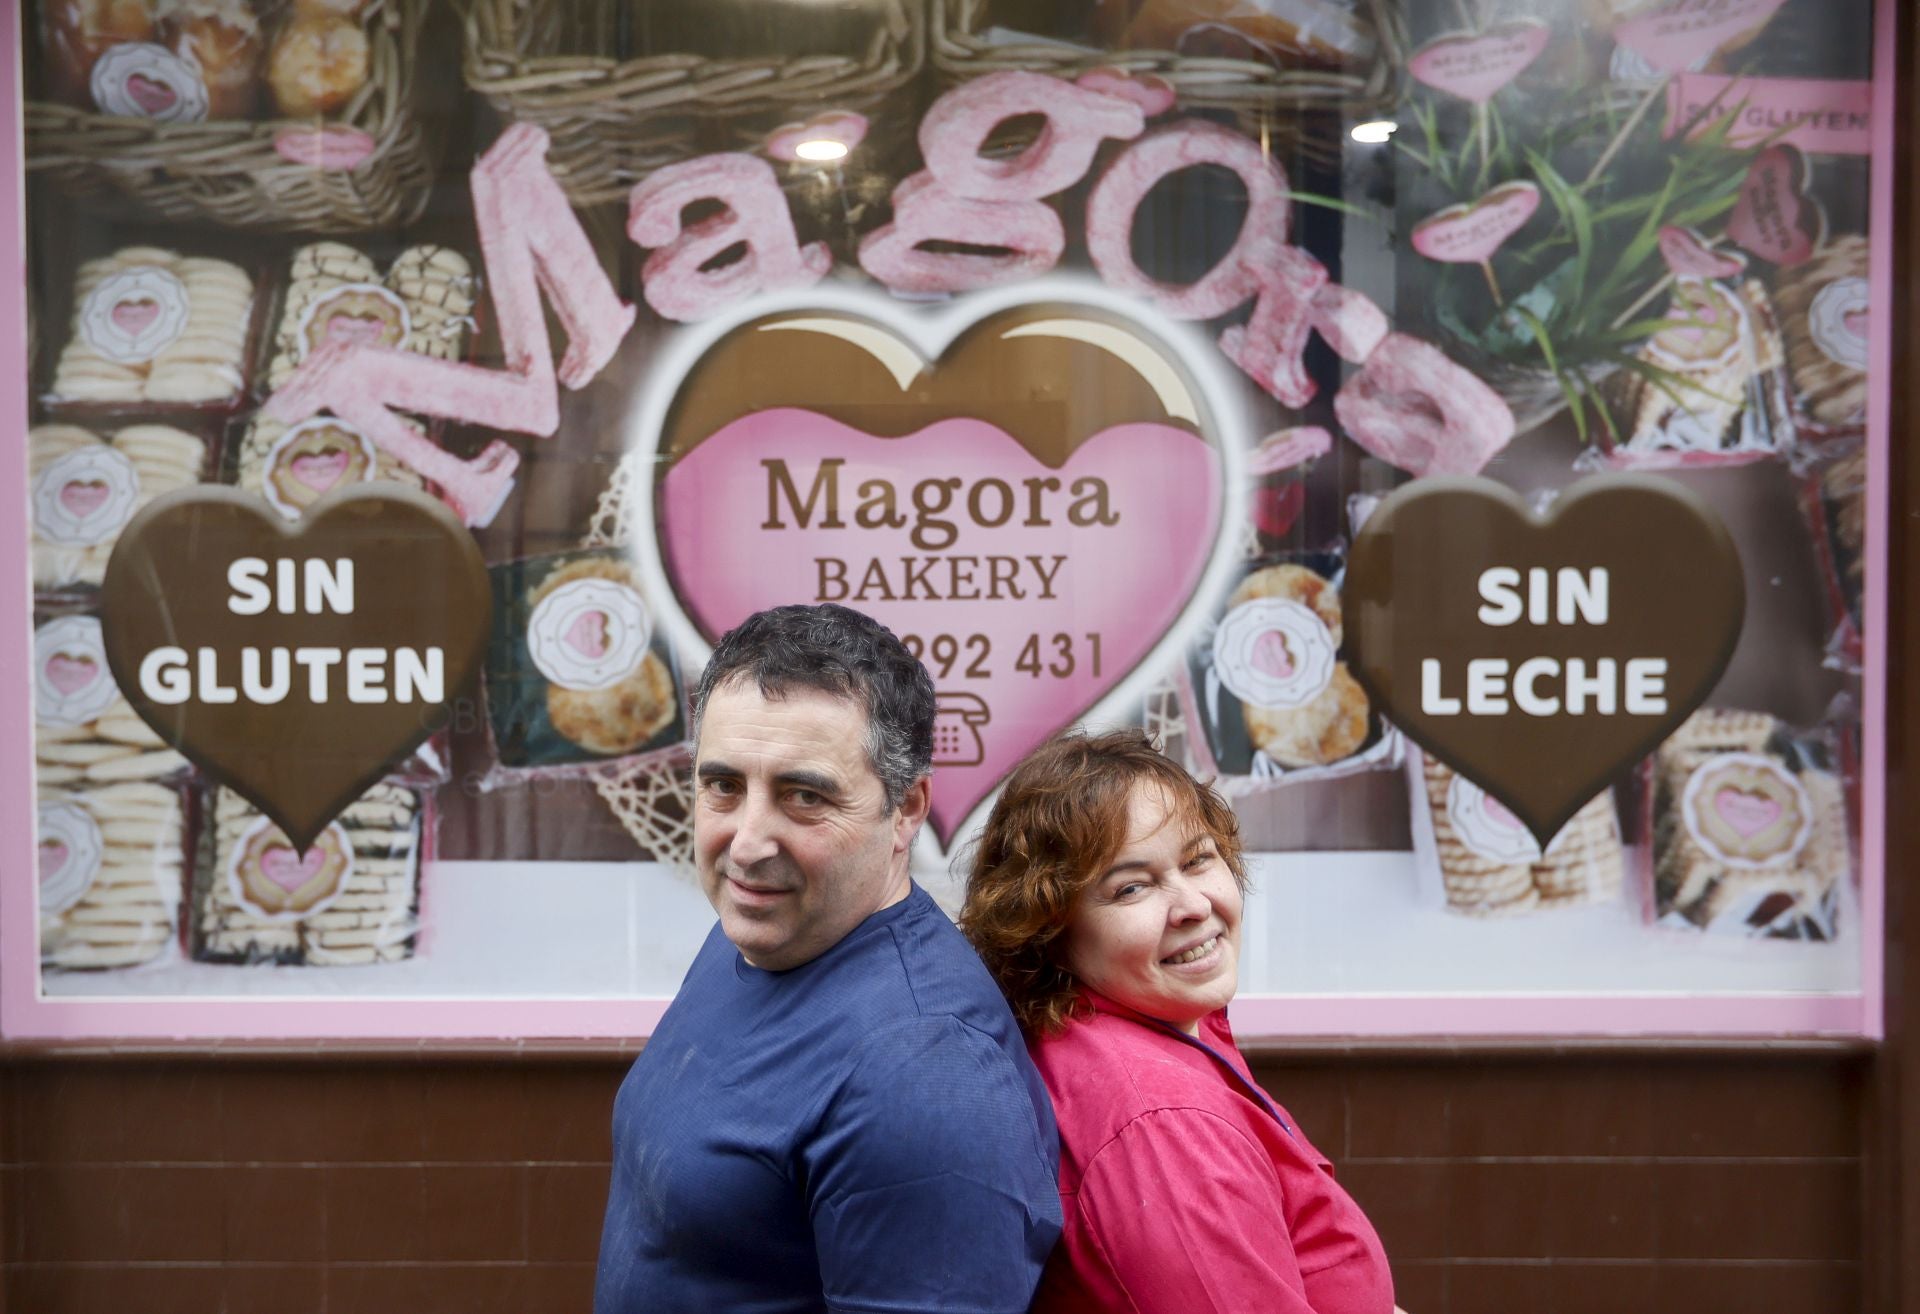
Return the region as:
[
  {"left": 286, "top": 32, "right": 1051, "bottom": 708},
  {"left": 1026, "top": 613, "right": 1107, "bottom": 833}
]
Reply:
[{"left": 892, "top": 776, "right": 932, "bottom": 851}]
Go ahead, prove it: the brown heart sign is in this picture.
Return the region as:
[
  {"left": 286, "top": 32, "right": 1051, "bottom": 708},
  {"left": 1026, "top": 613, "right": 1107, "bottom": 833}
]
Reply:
[
  {"left": 100, "top": 486, "right": 490, "bottom": 851},
  {"left": 1345, "top": 476, "right": 1744, "bottom": 845}
]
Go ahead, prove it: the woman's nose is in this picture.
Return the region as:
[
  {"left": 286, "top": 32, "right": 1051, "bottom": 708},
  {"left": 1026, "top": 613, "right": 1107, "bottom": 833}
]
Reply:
[{"left": 1167, "top": 873, "right": 1211, "bottom": 923}]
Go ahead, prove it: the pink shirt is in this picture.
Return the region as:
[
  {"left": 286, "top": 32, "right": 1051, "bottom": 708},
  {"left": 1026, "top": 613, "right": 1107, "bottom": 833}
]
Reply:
[{"left": 1028, "top": 992, "right": 1394, "bottom": 1314}]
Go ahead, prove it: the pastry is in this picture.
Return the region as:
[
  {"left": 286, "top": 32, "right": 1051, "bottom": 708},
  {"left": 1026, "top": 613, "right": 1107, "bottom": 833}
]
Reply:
[
  {"left": 32, "top": 423, "right": 204, "bottom": 591},
  {"left": 266, "top": 13, "right": 370, "bottom": 118},
  {"left": 1421, "top": 755, "right": 1623, "bottom": 916},
  {"left": 1650, "top": 709, "right": 1849, "bottom": 939},
  {"left": 34, "top": 614, "right": 187, "bottom": 787},
  {"left": 161, "top": 0, "right": 262, "bottom": 118},
  {"left": 192, "top": 783, "right": 423, "bottom": 965},
  {"left": 1605, "top": 277, "right": 1786, "bottom": 457},
  {"left": 42, "top": 0, "right": 156, "bottom": 109},
  {"left": 1211, "top": 563, "right": 1369, "bottom": 768},
  {"left": 38, "top": 783, "right": 185, "bottom": 970},
  {"left": 1773, "top": 235, "right": 1869, "bottom": 429},
  {"left": 238, "top": 243, "right": 474, "bottom": 515},
  {"left": 1102, "top": 0, "right": 1373, "bottom": 66},
  {"left": 49, "top": 247, "right": 254, "bottom": 405}
]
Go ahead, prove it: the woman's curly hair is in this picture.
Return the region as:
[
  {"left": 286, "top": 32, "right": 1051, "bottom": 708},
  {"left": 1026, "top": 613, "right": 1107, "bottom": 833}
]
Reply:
[{"left": 960, "top": 729, "right": 1246, "bottom": 1035}]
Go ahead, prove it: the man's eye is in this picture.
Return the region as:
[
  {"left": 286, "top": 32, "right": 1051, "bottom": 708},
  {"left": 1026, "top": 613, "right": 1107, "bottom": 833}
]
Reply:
[
  {"left": 704, "top": 778, "right": 742, "bottom": 798},
  {"left": 788, "top": 789, "right": 823, "bottom": 808}
]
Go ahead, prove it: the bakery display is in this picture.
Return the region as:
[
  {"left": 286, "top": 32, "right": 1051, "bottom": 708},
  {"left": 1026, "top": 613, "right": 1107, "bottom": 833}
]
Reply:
[
  {"left": 31, "top": 423, "right": 205, "bottom": 591},
  {"left": 484, "top": 550, "right": 686, "bottom": 772},
  {"left": 34, "top": 613, "right": 187, "bottom": 786},
  {"left": 1774, "top": 234, "right": 1870, "bottom": 432},
  {"left": 1650, "top": 709, "right": 1849, "bottom": 940},
  {"left": 191, "top": 782, "right": 423, "bottom": 965},
  {"left": 38, "top": 784, "right": 186, "bottom": 970},
  {"left": 48, "top": 247, "right": 254, "bottom": 406}
]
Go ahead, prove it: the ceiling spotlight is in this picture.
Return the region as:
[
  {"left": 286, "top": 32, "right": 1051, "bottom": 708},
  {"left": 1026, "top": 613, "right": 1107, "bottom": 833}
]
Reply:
[
  {"left": 794, "top": 138, "right": 851, "bottom": 162},
  {"left": 1350, "top": 120, "right": 1398, "bottom": 145}
]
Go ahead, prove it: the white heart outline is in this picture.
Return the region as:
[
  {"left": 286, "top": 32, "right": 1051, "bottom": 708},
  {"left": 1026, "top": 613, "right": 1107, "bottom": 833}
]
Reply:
[{"left": 617, "top": 275, "right": 1252, "bottom": 890}]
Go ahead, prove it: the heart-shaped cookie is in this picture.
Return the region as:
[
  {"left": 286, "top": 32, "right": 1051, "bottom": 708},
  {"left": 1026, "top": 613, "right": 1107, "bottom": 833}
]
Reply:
[
  {"left": 1409, "top": 20, "right": 1550, "bottom": 105},
  {"left": 1412, "top": 182, "right": 1541, "bottom": 265},
  {"left": 639, "top": 296, "right": 1237, "bottom": 847},
  {"left": 1346, "top": 476, "right": 1744, "bottom": 845},
  {"left": 100, "top": 486, "right": 491, "bottom": 850}
]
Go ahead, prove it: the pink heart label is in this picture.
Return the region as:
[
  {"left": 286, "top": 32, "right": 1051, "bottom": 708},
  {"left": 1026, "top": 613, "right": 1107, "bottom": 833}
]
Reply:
[
  {"left": 1658, "top": 226, "right": 1746, "bottom": 280},
  {"left": 260, "top": 844, "right": 327, "bottom": 893},
  {"left": 125, "top": 72, "right": 178, "bottom": 115},
  {"left": 46, "top": 654, "right": 99, "bottom": 695},
  {"left": 40, "top": 840, "right": 69, "bottom": 876},
  {"left": 1714, "top": 786, "right": 1781, "bottom": 838},
  {"left": 290, "top": 450, "right": 351, "bottom": 493},
  {"left": 273, "top": 126, "right": 377, "bottom": 171},
  {"left": 1729, "top": 146, "right": 1819, "bottom": 267},
  {"left": 1673, "top": 298, "right": 1724, "bottom": 344},
  {"left": 1411, "top": 182, "right": 1541, "bottom": 265},
  {"left": 1409, "top": 21, "right": 1550, "bottom": 105},
  {"left": 1844, "top": 308, "right": 1870, "bottom": 339},
  {"left": 1484, "top": 795, "right": 1525, "bottom": 832},
  {"left": 111, "top": 298, "right": 161, "bottom": 336},
  {"left": 1615, "top": 0, "right": 1788, "bottom": 76},
  {"left": 1251, "top": 630, "right": 1295, "bottom": 679},
  {"left": 60, "top": 480, "right": 111, "bottom": 519},
  {"left": 325, "top": 313, "right": 390, "bottom": 348},
  {"left": 565, "top": 610, "right": 611, "bottom": 659},
  {"left": 661, "top": 414, "right": 1222, "bottom": 842}
]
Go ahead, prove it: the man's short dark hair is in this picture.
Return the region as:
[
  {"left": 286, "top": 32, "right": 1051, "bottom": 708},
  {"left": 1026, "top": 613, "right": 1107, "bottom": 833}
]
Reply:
[{"left": 691, "top": 604, "right": 936, "bottom": 811}]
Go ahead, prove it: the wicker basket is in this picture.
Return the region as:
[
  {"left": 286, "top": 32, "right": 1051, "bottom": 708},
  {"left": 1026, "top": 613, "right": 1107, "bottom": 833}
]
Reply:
[
  {"left": 24, "top": 0, "right": 438, "bottom": 234},
  {"left": 463, "top": 0, "right": 926, "bottom": 209},
  {"left": 932, "top": 0, "right": 1407, "bottom": 157}
]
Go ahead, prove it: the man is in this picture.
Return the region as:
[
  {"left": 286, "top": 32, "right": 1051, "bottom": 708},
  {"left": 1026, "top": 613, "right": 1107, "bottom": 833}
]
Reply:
[{"left": 595, "top": 604, "right": 1062, "bottom": 1314}]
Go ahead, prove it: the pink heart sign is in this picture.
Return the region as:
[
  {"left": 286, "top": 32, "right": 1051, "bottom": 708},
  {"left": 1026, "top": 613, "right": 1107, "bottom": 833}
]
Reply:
[
  {"left": 646, "top": 301, "right": 1231, "bottom": 847},
  {"left": 46, "top": 653, "right": 99, "bottom": 696},
  {"left": 273, "top": 125, "right": 377, "bottom": 171},
  {"left": 290, "top": 450, "right": 351, "bottom": 493},
  {"left": 111, "top": 297, "right": 161, "bottom": 336},
  {"left": 60, "top": 480, "right": 112, "bottom": 519},
  {"left": 325, "top": 313, "right": 391, "bottom": 348},
  {"left": 126, "top": 72, "right": 178, "bottom": 115},
  {"left": 1615, "top": 0, "right": 1788, "bottom": 77},
  {"left": 40, "top": 840, "right": 69, "bottom": 876},
  {"left": 1729, "top": 145, "right": 1824, "bottom": 267},
  {"left": 1658, "top": 225, "right": 1747, "bottom": 280},
  {"left": 565, "top": 611, "right": 611, "bottom": 660},
  {"left": 261, "top": 844, "right": 327, "bottom": 893},
  {"left": 1409, "top": 21, "right": 1551, "bottom": 105},
  {"left": 1412, "top": 182, "right": 1541, "bottom": 265},
  {"left": 1251, "top": 631, "right": 1295, "bottom": 679},
  {"left": 1714, "top": 786, "right": 1781, "bottom": 838}
]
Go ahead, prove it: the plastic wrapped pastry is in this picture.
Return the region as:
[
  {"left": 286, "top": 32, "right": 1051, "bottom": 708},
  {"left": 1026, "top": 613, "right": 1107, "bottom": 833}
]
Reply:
[
  {"left": 191, "top": 783, "right": 424, "bottom": 966},
  {"left": 1412, "top": 754, "right": 1624, "bottom": 918},
  {"left": 1773, "top": 234, "right": 1869, "bottom": 433},
  {"left": 238, "top": 242, "right": 474, "bottom": 515},
  {"left": 484, "top": 550, "right": 687, "bottom": 773},
  {"left": 38, "top": 783, "right": 185, "bottom": 970},
  {"left": 31, "top": 423, "right": 206, "bottom": 592},
  {"left": 1179, "top": 553, "right": 1398, "bottom": 792},
  {"left": 1648, "top": 709, "right": 1850, "bottom": 939},
  {"left": 35, "top": 614, "right": 188, "bottom": 786},
  {"left": 265, "top": 12, "right": 370, "bottom": 118},
  {"left": 49, "top": 247, "right": 254, "bottom": 406}
]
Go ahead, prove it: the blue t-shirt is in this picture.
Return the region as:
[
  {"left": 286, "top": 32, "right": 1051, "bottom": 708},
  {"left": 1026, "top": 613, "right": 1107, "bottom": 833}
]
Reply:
[{"left": 594, "top": 884, "right": 1063, "bottom": 1314}]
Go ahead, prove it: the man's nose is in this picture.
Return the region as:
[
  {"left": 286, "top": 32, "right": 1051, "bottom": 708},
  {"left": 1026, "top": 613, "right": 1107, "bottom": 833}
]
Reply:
[{"left": 728, "top": 791, "right": 781, "bottom": 867}]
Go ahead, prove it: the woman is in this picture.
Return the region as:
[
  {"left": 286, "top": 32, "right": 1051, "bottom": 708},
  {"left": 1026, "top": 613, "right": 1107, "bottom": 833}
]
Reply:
[{"left": 962, "top": 729, "right": 1398, "bottom": 1314}]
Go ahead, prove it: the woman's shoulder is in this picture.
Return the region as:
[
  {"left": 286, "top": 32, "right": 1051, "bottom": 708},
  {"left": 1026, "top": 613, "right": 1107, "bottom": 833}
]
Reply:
[{"left": 1030, "top": 1006, "right": 1251, "bottom": 1138}]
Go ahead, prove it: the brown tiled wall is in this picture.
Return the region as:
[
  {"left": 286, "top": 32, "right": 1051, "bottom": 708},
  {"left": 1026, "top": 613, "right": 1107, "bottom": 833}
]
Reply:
[{"left": 0, "top": 1054, "right": 1863, "bottom": 1314}]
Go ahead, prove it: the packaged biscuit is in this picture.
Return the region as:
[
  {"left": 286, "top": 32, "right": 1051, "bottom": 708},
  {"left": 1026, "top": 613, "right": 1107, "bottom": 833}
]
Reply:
[
  {"left": 1774, "top": 234, "right": 1870, "bottom": 439},
  {"left": 190, "top": 783, "right": 425, "bottom": 967},
  {"left": 1596, "top": 278, "right": 1794, "bottom": 468},
  {"left": 38, "top": 783, "right": 186, "bottom": 971},
  {"left": 483, "top": 549, "right": 688, "bottom": 776},
  {"left": 235, "top": 242, "right": 476, "bottom": 517},
  {"left": 1409, "top": 753, "right": 1624, "bottom": 918},
  {"left": 1799, "top": 445, "right": 1867, "bottom": 671},
  {"left": 34, "top": 613, "right": 187, "bottom": 787},
  {"left": 1179, "top": 552, "right": 1399, "bottom": 794},
  {"left": 48, "top": 247, "right": 255, "bottom": 407},
  {"left": 1645, "top": 708, "right": 1850, "bottom": 940},
  {"left": 31, "top": 423, "right": 207, "bottom": 594}
]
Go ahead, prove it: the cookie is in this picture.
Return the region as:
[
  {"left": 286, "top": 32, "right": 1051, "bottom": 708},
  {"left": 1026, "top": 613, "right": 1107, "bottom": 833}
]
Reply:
[
  {"left": 50, "top": 249, "right": 254, "bottom": 405},
  {"left": 34, "top": 614, "right": 185, "bottom": 784},
  {"left": 1773, "top": 235, "right": 1869, "bottom": 429},
  {"left": 38, "top": 784, "right": 184, "bottom": 971},
  {"left": 32, "top": 423, "right": 205, "bottom": 591},
  {"left": 191, "top": 783, "right": 423, "bottom": 966}
]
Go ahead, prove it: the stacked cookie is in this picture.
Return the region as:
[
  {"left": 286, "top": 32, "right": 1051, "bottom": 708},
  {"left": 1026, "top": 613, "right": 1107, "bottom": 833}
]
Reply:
[
  {"left": 1217, "top": 563, "right": 1370, "bottom": 769},
  {"left": 237, "top": 242, "right": 475, "bottom": 515},
  {"left": 38, "top": 786, "right": 185, "bottom": 970},
  {"left": 192, "top": 784, "right": 423, "bottom": 966},
  {"left": 1774, "top": 235, "right": 1869, "bottom": 431},
  {"left": 1421, "top": 754, "right": 1624, "bottom": 917},
  {"left": 31, "top": 423, "right": 206, "bottom": 591},
  {"left": 35, "top": 615, "right": 187, "bottom": 787},
  {"left": 49, "top": 247, "right": 254, "bottom": 405},
  {"left": 1652, "top": 709, "right": 1849, "bottom": 938}
]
